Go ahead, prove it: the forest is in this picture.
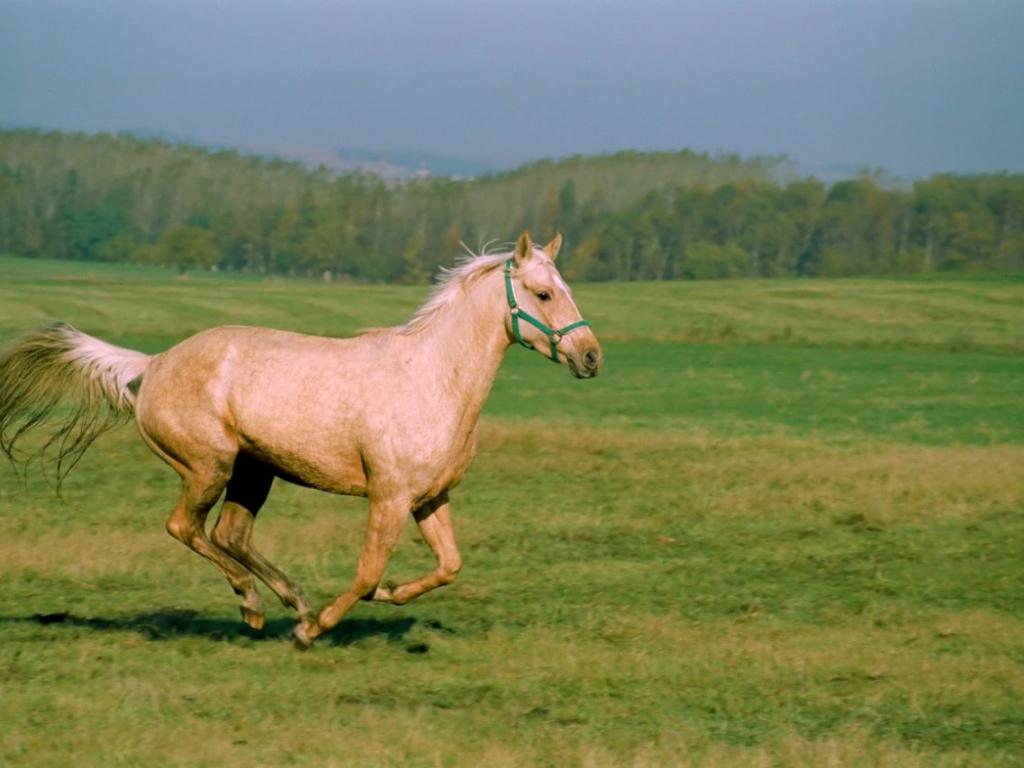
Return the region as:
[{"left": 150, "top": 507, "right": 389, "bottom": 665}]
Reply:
[{"left": 1, "top": 128, "right": 1021, "bottom": 282}]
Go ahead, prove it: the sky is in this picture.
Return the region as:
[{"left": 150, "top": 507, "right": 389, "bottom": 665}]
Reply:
[{"left": 2, "top": 0, "right": 1022, "bottom": 177}]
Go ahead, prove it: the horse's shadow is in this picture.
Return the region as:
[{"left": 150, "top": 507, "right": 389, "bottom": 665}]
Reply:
[{"left": 3, "top": 609, "right": 423, "bottom": 647}]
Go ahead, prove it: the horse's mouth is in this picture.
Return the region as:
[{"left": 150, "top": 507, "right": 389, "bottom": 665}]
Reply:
[{"left": 567, "top": 356, "right": 599, "bottom": 379}]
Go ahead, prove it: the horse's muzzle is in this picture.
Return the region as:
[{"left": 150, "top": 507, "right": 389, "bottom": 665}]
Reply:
[{"left": 569, "top": 346, "right": 603, "bottom": 379}]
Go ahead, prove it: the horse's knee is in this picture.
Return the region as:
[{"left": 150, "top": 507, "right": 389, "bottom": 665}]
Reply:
[
  {"left": 352, "top": 560, "right": 391, "bottom": 599},
  {"left": 438, "top": 557, "right": 462, "bottom": 586},
  {"left": 352, "top": 576, "right": 382, "bottom": 600},
  {"left": 351, "top": 545, "right": 396, "bottom": 599},
  {"left": 438, "top": 570, "right": 459, "bottom": 587}
]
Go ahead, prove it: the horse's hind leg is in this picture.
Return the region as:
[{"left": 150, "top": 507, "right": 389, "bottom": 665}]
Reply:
[
  {"left": 373, "top": 493, "right": 462, "bottom": 605},
  {"left": 164, "top": 464, "right": 262, "bottom": 622},
  {"left": 211, "top": 454, "right": 314, "bottom": 627}
]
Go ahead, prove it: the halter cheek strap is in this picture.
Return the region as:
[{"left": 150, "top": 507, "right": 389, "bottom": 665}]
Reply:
[{"left": 504, "top": 259, "right": 591, "bottom": 362}]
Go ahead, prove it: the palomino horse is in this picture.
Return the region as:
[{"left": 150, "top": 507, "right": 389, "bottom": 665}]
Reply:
[{"left": 0, "top": 232, "right": 602, "bottom": 648}]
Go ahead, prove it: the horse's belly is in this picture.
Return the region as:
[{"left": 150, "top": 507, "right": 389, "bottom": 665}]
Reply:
[
  {"left": 228, "top": 358, "right": 373, "bottom": 494},
  {"left": 235, "top": 401, "right": 368, "bottom": 494},
  {"left": 243, "top": 435, "right": 368, "bottom": 495}
]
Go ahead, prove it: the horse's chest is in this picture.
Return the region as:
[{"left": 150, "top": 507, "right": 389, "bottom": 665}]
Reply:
[
  {"left": 369, "top": 421, "right": 478, "bottom": 500},
  {"left": 440, "top": 430, "right": 479, "bottom": 484},
  {"left": 416, "top": 427, "right": 477, "bottom": 483}
]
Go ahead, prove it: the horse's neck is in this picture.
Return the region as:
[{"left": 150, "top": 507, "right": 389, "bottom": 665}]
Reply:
[{"left": 407, "top": 270, "right": 509, "bottom": 425}]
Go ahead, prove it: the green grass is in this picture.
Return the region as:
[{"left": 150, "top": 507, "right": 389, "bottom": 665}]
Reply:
[
  {"left": 493, "top": 342, "right": 1024, "bottom": 444},
  {"left": 1, "top": 255, "right": 1022, "bottom": 767}
]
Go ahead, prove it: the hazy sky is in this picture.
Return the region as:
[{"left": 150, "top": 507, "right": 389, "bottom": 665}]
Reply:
[{"left": 2, "top": 0, "right": 1022, "bottom": 176}]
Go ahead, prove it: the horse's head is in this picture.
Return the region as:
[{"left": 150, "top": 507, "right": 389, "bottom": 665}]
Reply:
[{"left": 503, "top": 231, "right": 603, "bottom": 378}]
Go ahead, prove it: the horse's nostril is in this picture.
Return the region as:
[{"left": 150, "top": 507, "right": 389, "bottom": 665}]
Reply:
[{"left": 584, "top": 349, "right": 599, "bottom": 369}]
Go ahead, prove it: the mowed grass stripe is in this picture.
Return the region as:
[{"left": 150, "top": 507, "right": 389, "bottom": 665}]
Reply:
[
  {"left": 489, "top": 342, "right": 1024, "bottom": 444},
  {"left": 4, "top": 255, "right": 1024, "bottom": 353}
]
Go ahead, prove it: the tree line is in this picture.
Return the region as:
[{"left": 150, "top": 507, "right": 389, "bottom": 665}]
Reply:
[{"left": 1, "top": 128, "right": 1021, "bottom": 281}]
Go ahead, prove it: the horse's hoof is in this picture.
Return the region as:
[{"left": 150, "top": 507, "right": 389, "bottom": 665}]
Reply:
[
  {"left": 240, "top": 606, "right": 265, "bottom": 631},
  {"left": 293, "top": 620, "right": 318, "bottom": 651}
]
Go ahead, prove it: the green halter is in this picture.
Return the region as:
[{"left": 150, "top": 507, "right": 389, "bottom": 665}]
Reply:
[{"left": 504, "top": 259, "right": 591, "bottom": 362}]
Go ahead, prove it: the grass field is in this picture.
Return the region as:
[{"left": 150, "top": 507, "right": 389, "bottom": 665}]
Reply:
[{"left": 0, "top": 255, "right": 1022, "bottom": 767}]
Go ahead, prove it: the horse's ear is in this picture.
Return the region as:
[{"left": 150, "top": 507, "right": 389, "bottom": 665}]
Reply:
[
  {"left": 514, "top": 231, "right": 533, "bottom": 266},
  {"left": 543, "top": 233, "right": 563, "bottom": 261}
]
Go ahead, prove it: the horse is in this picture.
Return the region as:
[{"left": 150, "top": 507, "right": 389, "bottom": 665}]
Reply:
[{"left": 0, "top": 231, "right": 602, "bottom": 648}]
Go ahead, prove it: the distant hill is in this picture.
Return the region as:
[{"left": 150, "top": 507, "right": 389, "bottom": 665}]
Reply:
[
  {"left": 0, "top": 121, "right": 804, "bottom": 183},
  {"left": 3, "top": 123, "right": 501, "bottom": 181},
  {"left": 0, "top": 126, "right": 1020, "bottom": 282},
  {"left": 117, "top": 129, "right": 503, "bottom": 180}
]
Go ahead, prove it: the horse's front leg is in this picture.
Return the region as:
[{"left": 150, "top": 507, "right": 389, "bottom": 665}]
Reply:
[
  {"left": 372, "top": 493, "right": 462, "bottom": 606},
  {"left": 294, "top": 496, "right": 408, "bottom": 649}
]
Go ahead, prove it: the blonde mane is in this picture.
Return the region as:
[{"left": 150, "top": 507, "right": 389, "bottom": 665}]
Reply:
[{"left": 399, "top": 249, "right": 512, "bottom": 335}]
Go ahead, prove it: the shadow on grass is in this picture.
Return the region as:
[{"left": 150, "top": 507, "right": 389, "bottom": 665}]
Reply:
[{"left": 1, "top": 609, "right": 422, "bottom": 647}]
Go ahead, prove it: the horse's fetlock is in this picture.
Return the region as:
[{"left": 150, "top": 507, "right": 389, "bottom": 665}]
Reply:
[{"left": 293, "top": 616, "right": 321, "bottom": 650}]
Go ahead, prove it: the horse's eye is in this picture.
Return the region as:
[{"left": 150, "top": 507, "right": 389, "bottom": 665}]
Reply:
[{"left": 537, "top": 291, "right": 551, "bottom": 302}]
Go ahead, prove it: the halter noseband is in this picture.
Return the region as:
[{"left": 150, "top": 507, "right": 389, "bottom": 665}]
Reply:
[{"left": 504, "top": 259, "right": 591, "bottom": 362}]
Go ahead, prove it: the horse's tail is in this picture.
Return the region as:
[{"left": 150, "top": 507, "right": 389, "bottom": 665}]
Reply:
[{"left": 0, "top": 322, "right": 152, "bottom": 484}]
